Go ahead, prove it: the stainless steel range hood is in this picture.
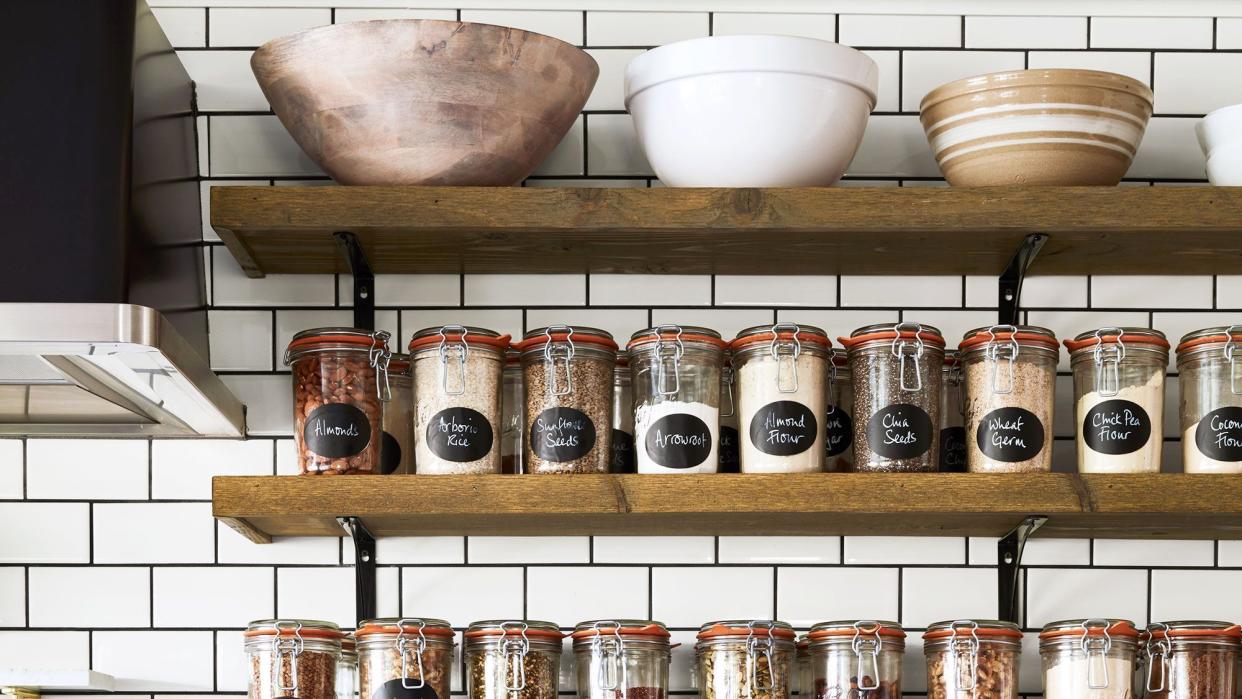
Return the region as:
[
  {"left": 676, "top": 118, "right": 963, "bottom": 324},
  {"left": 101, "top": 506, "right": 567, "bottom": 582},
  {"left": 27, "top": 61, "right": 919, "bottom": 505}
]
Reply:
[{"left": 0, "top": 304, "right": 245, "bottom": 437}]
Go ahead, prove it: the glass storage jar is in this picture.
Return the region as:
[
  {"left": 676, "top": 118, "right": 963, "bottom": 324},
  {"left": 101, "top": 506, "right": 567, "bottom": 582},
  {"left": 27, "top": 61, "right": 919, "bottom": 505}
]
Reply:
[
  {"left": 356, "top": 618, "right": 455, "bottom": 699},
  {"left": 571, "top": 620, "right": 671, "bottom": 699},
  {"left": 612, "top": 353, "right": 636, "bottom": 473},
  {"left": 696, "top": 620, "right": 796, "bottom": 699},
  {"left": 825, "top": 350, "right": 854, "bottom": 473},
  {"left": 1176, "top": 327, "right": 1242, "bottom": 473},
  {"left": 839, "top": 323, "right": 946, "bottom": 472},
  {"left": 502, "top": 347, "right": 524, "bottom": 474},
  {"left": 1142, "top": 621, "right": 1241, "bottom": 699},
  {"left": 923, "top": 619, "right": 1022, "bottom": 699},
  {"left": 466, "top": 620, "right": 564, "bottom": 699},
  {"left": 719, "top": 353, "right": 740, "bottom": 473},
  {"left": 410, "top": 326, "right": 509, "bottom": 475},
  {"left": 960, "top": 326, "right": 1059, "bottom": 473},
  {"left": 1040, "top": 619, "right": 1139, "bottom": 699},
  {"left": 628, "top": 326, "right": 727, "bottom": 473},
  {"left": 732, "top": 324, "right": 831, "bottom": 473},
  {"left": 286, "top": 329, "right": 391, "bottom": 475},
  {"left": 245, "top": 619, "right": 343, "bottom": 699},
  {"left": 518, "top": 326, "right": 617, "bottom": 474},
  {"left": 939, "top": 351, "right": 967, "bottom": 472},
  {"left": 1066, "top": 328, "right": 1169, "bottom": 473},
  {"left": 381, "top": 354, "right": 413, "bottom": 474},
  {"left": 808, "top": 620, "right": 905, "bottom": 699},
  {"left": 337, "top": 634, "right": 357, "bottom": 699}
]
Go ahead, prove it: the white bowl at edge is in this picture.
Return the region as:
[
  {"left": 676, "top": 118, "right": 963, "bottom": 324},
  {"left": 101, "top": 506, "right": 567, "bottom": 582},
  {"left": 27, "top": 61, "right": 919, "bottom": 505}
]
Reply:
[{"left": 1197, "top": 102, "right": 1242, "bottom": 157}]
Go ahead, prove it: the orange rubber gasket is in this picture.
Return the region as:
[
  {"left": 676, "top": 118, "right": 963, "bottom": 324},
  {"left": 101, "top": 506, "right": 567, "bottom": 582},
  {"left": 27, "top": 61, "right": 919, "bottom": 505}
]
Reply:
[{"left": 1064, "top": 334, "right": 1171, "bottom": 352}]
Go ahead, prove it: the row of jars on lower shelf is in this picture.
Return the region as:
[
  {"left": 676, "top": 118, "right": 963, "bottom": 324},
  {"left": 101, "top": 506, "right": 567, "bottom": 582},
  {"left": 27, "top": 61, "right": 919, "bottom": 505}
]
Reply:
[
  {"left": 285, "top": 322, "right": 1242, "bottom": 476},
  {"left": 245, "top": 617, "right": 1241, "bottom": 699}
]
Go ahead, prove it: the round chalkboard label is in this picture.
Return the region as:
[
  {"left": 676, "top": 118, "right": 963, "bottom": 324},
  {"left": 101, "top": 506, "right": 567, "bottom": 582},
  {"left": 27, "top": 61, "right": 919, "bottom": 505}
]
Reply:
[
  {"left": 380, "top": 431, "right": 401, "bottom": 474},
  {"left": 719, "top": 425, "right": 740, "bottom": 472},
  {"left": 1195, "top": 406, "right": 1242, "bottom": 462},
  {"left": 611, "top": 428, "right": 636, "bottom": 473},
  {"left": 303, "top": 403, "right": 371, "bottom": 458},
  {"left": 749, "top": 400, "right": 818, "bottom": 456},
  {"left": 645, "top": 413, "right": 713, "bottom": 469},
  {"left": 372, "top": 678, "right": 440, "bottom": 699},
  {"left": 977, "top": 407, "right": 1045, "bottom": 462},
  {"left": 530, "top": 407, "right": 596, "bottom": 462},
  {"left": 426, "top": 407, "right": 494, "bottom": 462},
  {"left": 866, "top": 403, "right": 934, "bottom": 460},
  {"left": 1083, "top": 399, "right": 1151, "bottom": 455},
  {"left": 939, "top": 426, "right": 967, "bottom": 472},
  {"left": 825, "top": 405, "right": 853, "bottom": 458}
]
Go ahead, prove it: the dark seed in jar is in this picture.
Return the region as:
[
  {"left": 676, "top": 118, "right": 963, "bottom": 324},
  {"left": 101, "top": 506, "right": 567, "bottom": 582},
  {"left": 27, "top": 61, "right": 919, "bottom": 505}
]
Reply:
[{"left": 292, "top": 354, "right": 381, "bottom": 475}]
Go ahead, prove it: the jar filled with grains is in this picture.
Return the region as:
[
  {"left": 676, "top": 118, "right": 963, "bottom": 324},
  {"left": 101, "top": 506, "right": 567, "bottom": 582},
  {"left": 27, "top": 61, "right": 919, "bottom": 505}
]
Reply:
[
  {"left": 382, "top": 354, "right": 413, "bottom": 474},
  {"left": 466, "top": 621, "right": 564, "bottom": 699},
  {"left": 356, "top": 618, "right": 455, "bottom": 699},
  {"left": 839, "top": 323, "right": 946, "bottom": 472},
  {"left": 409, "top": 326, "right": 510, "bottom": 474},
  {"left": 939, "top": 351, "right": 967, "bottom": 472},
  {"left": 286, "top": 329, "right": 392, "bottom": 475},
  {"left": 824, "top": 350, "right": 854, "bottom": 472},
  {"left": 571, "top": 620, "right": 671, "bottom": 699},
  {"left": 629, "top": 326, "right": 727, "bottom": 473},
  {"left": 1141, "top": 621, "right": 1240, "bottom": 699},
  {"left": 960, "top": 325, "right": 1059, "bottom": 473},
  {"left": 807, "top": 620, "right": 905, "bottom": 699},
  {"left": 719, "top": 353, "right": 740, "bottom": 473},
  {"left": 1176, "top": 327, "right": 1242, "bottom": 473},
  {"left": 502, "top": 347, "right": 524, "bottom": 474},
  {"left": 1066, "top": 328, "right": 1169, "bottom": 473},
  {"left": 732, "top": 324, "right": 831, "bottom": 473},
  {"left": 245, "top": 619, "right": 342, "bottom": 699},
  {"left": 612, "top": 352, "right": 636, "bottom": 473},
  {"left": 1040, "top": 619, "right": 1138, "bottom": 699},
  {"left": 697, "top": 621, "right": 796, "bottom": 699},
  {"left": 518, "top": 326, "right": 617, "bottom": 474},
  {"left": 923, "top": 620, "right": 1021, "bottom": 699},
  {"left": 337, "top": 634, "right": 357, "bottom": 699}
]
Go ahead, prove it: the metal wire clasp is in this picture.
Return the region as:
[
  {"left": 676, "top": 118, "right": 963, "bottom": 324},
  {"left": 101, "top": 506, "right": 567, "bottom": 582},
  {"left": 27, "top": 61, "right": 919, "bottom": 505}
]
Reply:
[
  {"left": 721, "top": 363, "right": 736, "bottom": 418},
  {"left": 1091, "top": 328, "right": 1126, "bottom": 398},
  {"left": 1143, "top": 623, "right": 1171, "bottom": 694},
  {"left": 272, "top": 620, "right": 304, "bottom": 696},
  {"left": 746, "top": 621, "right": 777, "bottom": 693},
  {"left": 370, "top": 330, "right": 393, "bottom": 401},
  {"left": 851, "top": 621, "right": 881, "bottom": 693},
  {"left": 591, "top": 620, "right": 626, "bottom": 692},
  {"left": 653, "top": 325, "right": 685, "bottom": 396},
  {"left": 890, "top": 323, "right": 926, "bottom": 392},
  {"left": 984, "top": 325, "right": 1019, "bottom": 395},
  {"left": 1226, "top": 325, "right": 1242, "bottom": 395},
  {"left": 1081, "top": 619, "right": 1113, "bottom": 689},
  {"left": 437, "top": 325, "right": 469, "bottom": 396},
  {"left": 542, "top": 325, "right": 576, "bottom": 396},
  {"left": 397, "top": 618, "right": 429, "bottom": 689},
  {"left": 500, "top": 621, "right": 531, "bottom": 696},
  {"left": 949, "top": 620, "right": 981, "bottom": 692},
  {"left": 769, "top": 323, "right": 803, "bottom": 393}
]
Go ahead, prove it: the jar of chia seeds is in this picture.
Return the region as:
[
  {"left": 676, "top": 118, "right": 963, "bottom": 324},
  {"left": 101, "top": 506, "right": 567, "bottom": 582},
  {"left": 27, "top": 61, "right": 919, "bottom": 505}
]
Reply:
[
  {"left": 518, "top": 326, "right": 618, "bottom": 474},
  {"left": 696, "top": 620, "right": 796, "bottom": 699},
  {"left": 465, "top": 620, "right": 564, "bottom": 699},
  {"left": 825, "top": 349, "right": 854, "bottom": 472},
  {"left": 337, "top": 634, "right": 357, "bottom": 699},
  {"left": 571, "top": 620, "right": 671, "bottom": 699},
  {"left": 356, "top": 618, "right": 455, "bottom": 699},
  {"left": 409, "top": 326, "right": 509, "bottom": 475},
  {"left": 1176, "top": 327, "right": 1242, "bottom": 474},
  {"left": 719, "top": 352, "right": 740, "bottom": 473},
  {"left": 286, "top": 329, "right": 392, "bottom": 475},
  {"left": 939, "top": 350, "right": 967, "bottom": 472},
  {"left": 807, "top": 620, "right": 905, "bottom": 699},
  {"left": 612, "top": 352, "right": 636, "bottom": 473},
  {"left": 1141, "top": 621, "right": 1240, "bottom": 699},
  {"left": 502, "top": 347, "right": 524, "bottom": 474},
  {"left": 924, "top": 620, "right": 1022, "bottom": 699},
  {"left": 1040, "top": 619, "right": 1139, "bottom": 699},
  {"left": 1065, "top": 328, "right": 1169, "bottom": 473},
  {"left": 960, "top": 326, "right": 1059, "bottom": 473},
  {"left": 628, "top": 326, "right": 727, "bottom": 473},
  {"left": 839, "top": 323, "right": 946, "bottom": 472},
  {"left": 381, "top": 354, "right": 413, "bottom": 474},
  {"left": 245, "top": 619, "right": 343, "bottom": 699}
]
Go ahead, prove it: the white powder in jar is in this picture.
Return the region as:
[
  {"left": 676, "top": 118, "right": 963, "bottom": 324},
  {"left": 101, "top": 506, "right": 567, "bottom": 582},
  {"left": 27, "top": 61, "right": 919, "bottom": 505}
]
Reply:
[
  {"left": 635, "top": 399, "right": 719, "bottom": 473},
  {"left": 1076, "top": 370, "right": 1164, "bottom": 473},
  {"left": 736, "top": 353, "right": 826, "bottom": 473},
  {"left": 1182, "top": 422, "right": 1242, "bottom": 473},
  {"left": 1043, "top": 655, "right": 1133, "bottom": 699},
  {"left": 412, "top": 350, "right": 503, "bottom": 474}
]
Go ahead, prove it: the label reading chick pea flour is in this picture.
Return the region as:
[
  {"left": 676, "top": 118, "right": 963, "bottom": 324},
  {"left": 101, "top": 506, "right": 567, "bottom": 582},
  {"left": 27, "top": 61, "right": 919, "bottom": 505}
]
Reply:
[{"left": 1083, "top": 399, "right": 1151, "bottom": 455}]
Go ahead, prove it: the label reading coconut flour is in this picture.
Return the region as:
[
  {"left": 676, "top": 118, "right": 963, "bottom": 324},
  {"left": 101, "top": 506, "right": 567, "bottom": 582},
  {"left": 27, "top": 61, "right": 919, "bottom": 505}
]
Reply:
[
  {"left": 1084, "top": 399, "right": 1151, "bottom": 455},
  {"left": 719, "top": 425, "right": 740, "bottom": 472},
  {"left": 304, "top": 403, "right": 371, "bottom": 457},
  {"left": 426, "top": 407, "right": 494, "bottom": 462},
  {"left": 825, "top": 406, "right": 853, "bottom": 458},
  {"left": 611, "top": 429, "right": 635, "bottom": 472},
  {"left": 373, "top": 678, "right": 440, "bottom": 699},
  {"left": 1195, "top": 406, "right": 1242, "bottom": 461},
  {"left": 646, "top": 413, "right": 712, "bottom": 469},
  {"left": 750, "top": 400, "right": 817, "bottom": 456},
  {"left": 939, "top": 427, "right": 967, "bottom": 472},
  {"left": 866, "top": 404, "right": 934, "bottom": 460},
  {"left": 977, "top": 407, "right": 1045, "bottom": 462},
  {"left": 380, "top": 431, "right": 401, "bottom": 474},
  {"left": 531, "top": 407, "right": 596, "bottom": 462}
]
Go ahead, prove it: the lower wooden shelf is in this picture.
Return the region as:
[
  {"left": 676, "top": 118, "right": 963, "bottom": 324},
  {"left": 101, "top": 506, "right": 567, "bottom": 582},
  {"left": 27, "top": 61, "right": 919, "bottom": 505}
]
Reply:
[{"left": 211, "top": 473, "right": 1242, "bottom": 543}]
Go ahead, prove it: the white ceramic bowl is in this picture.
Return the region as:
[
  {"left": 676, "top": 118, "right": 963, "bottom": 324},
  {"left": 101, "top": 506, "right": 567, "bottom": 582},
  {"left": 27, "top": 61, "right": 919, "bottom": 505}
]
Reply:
[
  {"left": 1207, "top": 141, "right": 1242, "bottom": 185},
  {"left": 1197, "top": 102, "right": 1242, "bottom": 158},
  {"left": 623, "top": 35, "right": 878, "bottom": 187}
]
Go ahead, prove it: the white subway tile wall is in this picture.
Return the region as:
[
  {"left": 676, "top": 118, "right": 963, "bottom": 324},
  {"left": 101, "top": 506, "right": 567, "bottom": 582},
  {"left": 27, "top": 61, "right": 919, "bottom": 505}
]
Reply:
[{"left": 6, "top": 4, "right": 1240, "bottom": 695}]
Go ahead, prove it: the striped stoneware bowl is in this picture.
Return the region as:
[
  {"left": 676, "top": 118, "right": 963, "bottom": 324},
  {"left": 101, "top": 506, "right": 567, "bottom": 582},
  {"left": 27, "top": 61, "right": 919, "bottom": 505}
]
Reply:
[{"left": 919, "top": 69, "right": 1153, "bottom": 186}]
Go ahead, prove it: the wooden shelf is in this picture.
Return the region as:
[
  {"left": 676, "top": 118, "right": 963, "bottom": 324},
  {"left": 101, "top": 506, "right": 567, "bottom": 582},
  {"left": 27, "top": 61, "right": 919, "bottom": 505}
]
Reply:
[
  {"left": 210, "top": 185, "right": 1242, "bottom": 277},
  {"left": 212, "top": 473, "right": 1242, "bottom": 543}
]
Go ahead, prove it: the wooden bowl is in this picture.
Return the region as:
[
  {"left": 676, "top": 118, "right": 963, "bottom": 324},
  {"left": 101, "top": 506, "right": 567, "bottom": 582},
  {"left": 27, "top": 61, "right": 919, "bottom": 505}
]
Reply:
[{"left": 251, "top": 20, "right": 598, "bottom": 185}]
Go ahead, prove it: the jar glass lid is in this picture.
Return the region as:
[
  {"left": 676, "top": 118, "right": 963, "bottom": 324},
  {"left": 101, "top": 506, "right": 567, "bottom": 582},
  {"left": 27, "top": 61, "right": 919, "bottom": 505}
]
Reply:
[
  {"left": 388, "top": 352, "right": 411, "bottom": 376},
  {"left": 1145, "top": 620, "right": 1242, "bottom": 639},
  {"left": 697, "top": 619, "right": 796, "bottom": 639},
  {"left": 355, "top": 618, "right": 454, "bottom": 638},
  {"left": 465, "top": 620, "right": 564, "bottom": 638},
  {"left": 286, "top": 327, "right": 391, "bottom": 361},
  {"left": 245, "top": 618, "right": 343, "bottom": 638},
  {"left": 1065, "top": 327, "right": 1170, "bottom": 352},
  {"left": 924, "top": 619, "right": 1021, "bottom": 639},
  {"left": 731, "top": 323, "right": 831, "bottom": 350},
  {"left": 570, "top": 619, "right": 670, "bottom": 640},
  {"left": 628, "top": 325, "right": 727, "bottom": 350},
  {"left": 1176, "top": 326, "right": 1242, "bottom": 353},
  {"left": 1040, "top": 618, "right": 1139, "bottom": 639},
  {"left": 959, "top": 325, "right": 1059, "bottom": 352},
  {"left": 516, "top": 325, "right": 619, "bottom": 352},
  {"left": 807, "top": 620, "right": 905, "bottom": 640},
  {"left": 839, "top": 322, "right": 946, "bottom": 348},
  {"left": 408, "top": 325, "right": 510, "bottom": 351}
]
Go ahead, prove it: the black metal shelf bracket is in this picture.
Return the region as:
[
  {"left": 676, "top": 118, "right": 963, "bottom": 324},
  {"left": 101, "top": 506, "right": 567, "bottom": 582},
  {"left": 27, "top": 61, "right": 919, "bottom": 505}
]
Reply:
[
  {"left": 998, "top": 233, "right": 1048, "bottom": 325},
  {"left": 997, "top": 515, "right": 1048, "bottom": 625},
  {"left": 339, "top": 516, "right": 377, "bottom": 625},
  {"left": 334, "top": 231, "right": 375, "bottom": 331}
]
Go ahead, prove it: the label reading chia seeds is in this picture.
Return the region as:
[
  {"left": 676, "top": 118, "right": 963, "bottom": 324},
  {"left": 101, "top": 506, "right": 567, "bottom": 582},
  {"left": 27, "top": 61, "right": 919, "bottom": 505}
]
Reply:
[
  {"left": 866, "top": 403, "right": 934, "bottom": 459},
  {"left": 825, "top": 405, "right": 852, "bottom": 457},
  {"left": 380, "top": 431, "right": 401, "bottom": 474},
  {"left": 373, "top": 678, "right": 440, "bottom": 699},
  {"left": 939, "top": 426, "right": 967, "bottom": 471},
  {"left": 977, "top": 407, "right": 1044, "bottom": 462},
  {"left": 426, "top": 407, "right": 494, "bottom": 462},
  {"left": 645, "top": 413, "right": 712, "bottom": 469},
  {"left": 530, "top": 406, "right": 596, "bottom": 462},
  {"left": 719, "top": 425, "right": 740, "bottom": 472},
  {"left": 611, "top": 428, "right": 635, "bottom": 472},
  {"left": 1195, "top": 406, "right": 1242, "bottom": 461},
  {"left": 303, "top": 403, "right": 371, "bottom": 458},
  {"left": 749, "top": 400, "right": 817, "bottom": 456},
  {"left": 1083, "top": 399, "right": 1151, "bottom": 455}
]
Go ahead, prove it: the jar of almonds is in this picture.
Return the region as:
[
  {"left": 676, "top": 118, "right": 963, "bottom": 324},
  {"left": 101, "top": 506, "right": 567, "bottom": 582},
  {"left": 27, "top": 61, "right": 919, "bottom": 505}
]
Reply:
[
  {"left": 356, "top": 618, "right": 455, "bottom": 699},
  {"left": 465, "top": 620, "right": 564, "bottom": 699}
]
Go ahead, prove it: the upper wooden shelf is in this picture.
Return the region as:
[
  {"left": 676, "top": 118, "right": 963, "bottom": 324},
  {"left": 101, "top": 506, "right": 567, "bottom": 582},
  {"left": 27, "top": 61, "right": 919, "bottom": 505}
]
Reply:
[
  {"left": 212, "top": 473, "right": 1242, "bottom": 543},
  {"left": 211, "top": 185, "right": 1242, "bottom": 277}
]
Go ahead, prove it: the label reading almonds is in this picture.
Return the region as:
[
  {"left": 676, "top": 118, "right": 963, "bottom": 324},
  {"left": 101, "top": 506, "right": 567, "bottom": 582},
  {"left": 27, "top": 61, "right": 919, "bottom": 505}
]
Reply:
[
  {"left": 303, "top": 403, "right": 371, "bottom": 458},
  {"left": 749, "top": 400, "right": 817, "bottom": 456},
  {"left": 824, "top": 405, "right": 853, "bottom": 457},
  {"left": 426, "top": 407, "right": 494, "bottom": 462},
  {"left": 866, "top": 403, "right": 934, "bottom": 460},
  {"left": 372, "top": 678, "right": 440, "bottom": 699},
  {"left": 977, "top": 407, "right": 1045, "bottom": 462},
  {"left": 1195, "top": 406, "right": 1242, "bottom": 462},
  {"left": 645, "top": 413, "right": 712, "bottom": 469},
  {"left": 530, "top": 407, "right": 596, "bottom": 462},
  {"left": 1083, "top": 399, "right": 1151, "bottom": 455}
]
